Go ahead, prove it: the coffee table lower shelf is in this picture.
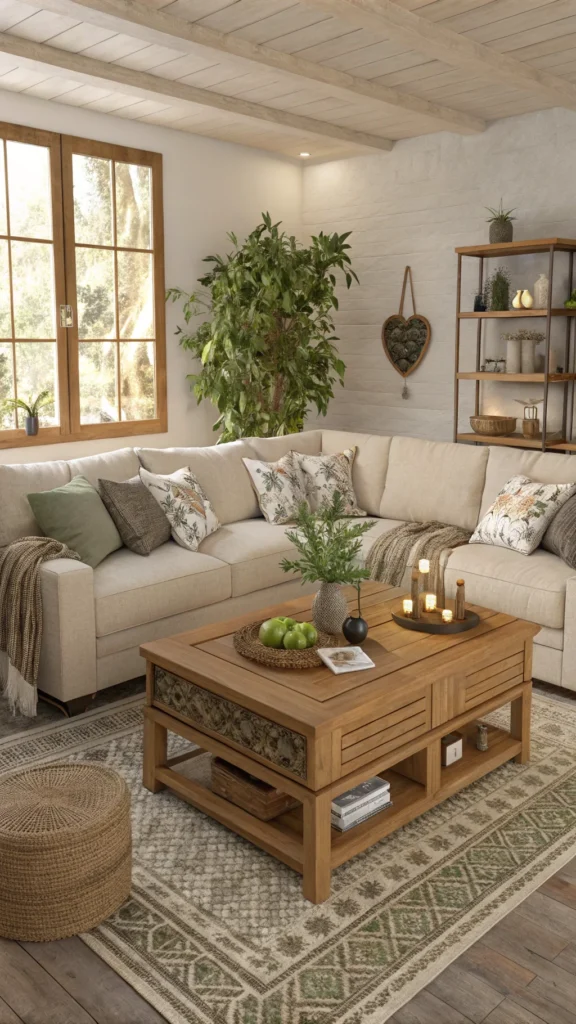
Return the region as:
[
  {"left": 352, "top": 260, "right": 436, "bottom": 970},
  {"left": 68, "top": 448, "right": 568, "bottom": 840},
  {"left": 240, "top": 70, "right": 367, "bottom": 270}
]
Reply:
[{"left": 144, "top": 705, "right": 524, "bottom": 901}]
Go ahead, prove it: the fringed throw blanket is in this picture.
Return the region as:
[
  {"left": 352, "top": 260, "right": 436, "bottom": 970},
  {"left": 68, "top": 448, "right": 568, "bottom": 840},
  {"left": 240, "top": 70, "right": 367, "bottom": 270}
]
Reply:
[
  {"left": 0, "top": 537, "right": 80, "bottom": 716},
  {"left": 366, "top": 521, "right": 472, "bottom": 603}
]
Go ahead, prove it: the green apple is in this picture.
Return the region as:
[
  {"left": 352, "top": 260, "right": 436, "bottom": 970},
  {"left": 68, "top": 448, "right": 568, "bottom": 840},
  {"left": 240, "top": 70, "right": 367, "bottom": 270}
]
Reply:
[
  {"left": 283, "top": 629, "right": 308, "bottom": 650},
  {"left": 298, "top": 622, "right": 318, "bottom": 647},
  {"left": 259, "top": 618, "right": 288, "bottom": 648},
  {"left": 277, "top": 616, "right": 298, "bottom": 629}
]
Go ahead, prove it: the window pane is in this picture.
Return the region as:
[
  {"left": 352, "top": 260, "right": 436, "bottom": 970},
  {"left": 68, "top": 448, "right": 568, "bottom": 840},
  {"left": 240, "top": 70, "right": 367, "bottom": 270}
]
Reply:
[
  {"left": 7, "top": 141, "right": 52, "bottom": 240},
  {"left": 15, "top": 342, "right": 59, "bottom": 426},
  {"left": 0, "top": 240, "right": 11, "bottom": 337},
  {"left": 0, "top": 343, "right": 14, "bottom": 429},
  {"left": 76, "top": 247, "right": 115, "bottom": 339},
  {"left": 11, "top": 241, "right": 56, "bottom": 339},
  {"left": 118, "top": 251, "right": 153, "bottom": 339},
  {"left": 120, "top": 341, "right": 155, "bottom": 421},
  {"left": 79, "top": 341, "right": 118, "bottom": 423},
  {"left": 0, "top": 145, "right": 6, "bottom": 236},
  {"left": 73, "top": 155, "right": 113, "bottom": 246},
  {"left": 116, "top": 163, "right": 151, "bottom": 250}
]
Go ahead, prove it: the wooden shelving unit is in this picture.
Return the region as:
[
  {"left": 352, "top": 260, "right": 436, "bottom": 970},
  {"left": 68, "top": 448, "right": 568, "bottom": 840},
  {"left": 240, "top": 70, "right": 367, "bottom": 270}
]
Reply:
[{"left": 454, "top": 237, "right": 576, "bottom": 453}]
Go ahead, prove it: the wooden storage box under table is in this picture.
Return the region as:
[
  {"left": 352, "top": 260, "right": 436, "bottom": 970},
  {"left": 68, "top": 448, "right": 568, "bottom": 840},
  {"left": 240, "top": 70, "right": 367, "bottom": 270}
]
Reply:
[{"left": 141, "top": 582, "right": 538, "bottom": 904}]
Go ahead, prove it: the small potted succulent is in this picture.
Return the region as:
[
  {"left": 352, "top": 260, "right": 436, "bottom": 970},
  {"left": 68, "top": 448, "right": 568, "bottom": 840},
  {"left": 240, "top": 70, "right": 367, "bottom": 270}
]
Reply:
[
  {"left": 280, "top": 493, "right": 375, "bottom": 636},
  {"left": 485, "top": 200, "right": 516, "bottom": 244},
  {"left": 4, "top": 390, "right": 52, "bottom": 435}
]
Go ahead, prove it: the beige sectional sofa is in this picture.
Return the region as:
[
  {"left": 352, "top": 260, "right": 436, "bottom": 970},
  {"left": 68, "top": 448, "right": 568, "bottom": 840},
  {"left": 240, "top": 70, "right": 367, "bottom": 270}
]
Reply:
[{"left": 2, "top": 428, "right": 576, "bottom": 710}]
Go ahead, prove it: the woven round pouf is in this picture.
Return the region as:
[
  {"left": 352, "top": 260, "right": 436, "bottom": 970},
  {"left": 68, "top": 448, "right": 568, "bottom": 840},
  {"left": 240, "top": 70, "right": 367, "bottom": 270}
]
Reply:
[{"left": 0, "top": 763, "right": 131, "bottom": 941}]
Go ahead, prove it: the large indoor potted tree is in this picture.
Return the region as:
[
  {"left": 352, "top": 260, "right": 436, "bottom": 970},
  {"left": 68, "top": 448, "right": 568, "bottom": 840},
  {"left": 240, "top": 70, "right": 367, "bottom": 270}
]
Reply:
[{"left": 168, "top": 212, "right": 357, "bottom": 441}]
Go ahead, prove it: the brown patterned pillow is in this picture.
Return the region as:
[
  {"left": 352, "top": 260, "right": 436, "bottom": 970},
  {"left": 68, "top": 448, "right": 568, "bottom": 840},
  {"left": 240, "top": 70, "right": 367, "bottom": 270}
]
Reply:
[
  {"left": 542, "top": 493, "right": 576, "bottom": 568},
  {"left": 98, "top": 476, "right": 171, "bottom": 556}
]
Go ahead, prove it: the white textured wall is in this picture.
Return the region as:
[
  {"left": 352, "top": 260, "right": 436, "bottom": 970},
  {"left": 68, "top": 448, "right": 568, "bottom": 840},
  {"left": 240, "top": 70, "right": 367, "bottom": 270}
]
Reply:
[
  {"left": 0, "top": 91, "right": 302, "bottom": 464},
  {"left": 303, "top": 108, "right": 576, "bottom": 441}
]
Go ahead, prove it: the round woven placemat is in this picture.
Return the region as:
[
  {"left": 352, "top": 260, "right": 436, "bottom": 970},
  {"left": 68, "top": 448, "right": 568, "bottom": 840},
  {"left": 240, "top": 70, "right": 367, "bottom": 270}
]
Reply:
[{"left": 233, "top": 621, "right": 342, "bottom": 670}]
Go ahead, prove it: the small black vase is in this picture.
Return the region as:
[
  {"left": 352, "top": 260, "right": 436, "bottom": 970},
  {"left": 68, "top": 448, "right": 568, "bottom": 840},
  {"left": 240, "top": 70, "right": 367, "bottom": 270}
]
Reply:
[{"left": 342, "top": 615, "right": 368, "bottom": 645}]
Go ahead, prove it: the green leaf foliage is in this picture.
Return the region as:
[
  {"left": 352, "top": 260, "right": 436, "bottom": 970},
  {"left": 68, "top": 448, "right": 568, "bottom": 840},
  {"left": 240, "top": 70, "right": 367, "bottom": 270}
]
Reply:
[
  {"left": 280, "top": 493, "right": 375, "bottom": 585},
  {"left": 167, "top": 212, "right": 358, "bottom": 442},
  {"left": 4, "top": 389, "right": 52, "bottom": 418}
]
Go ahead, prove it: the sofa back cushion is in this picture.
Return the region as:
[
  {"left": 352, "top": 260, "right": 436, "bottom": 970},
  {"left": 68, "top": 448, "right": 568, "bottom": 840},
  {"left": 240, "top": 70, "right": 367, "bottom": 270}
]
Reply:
[
  {"left": 136, "top": 439, "right": 258, "bottom": 524},
  {"left": 68, "top": 447, "right": 141, "bottom": 487},
  {"left": 321, "top": 430, "right": 392, "bottom": 516},
  {"left": 480, "top": 447, "right": 576, "bottom": 520},
  {"left": 247, "top": 430, "right": 322, "bottom": 462},
  {"left": 0, "top": 460, "right": 71, "bottom": 546},
  {"left": 380, "top": 437, "right": 489, "bottom": 531}
]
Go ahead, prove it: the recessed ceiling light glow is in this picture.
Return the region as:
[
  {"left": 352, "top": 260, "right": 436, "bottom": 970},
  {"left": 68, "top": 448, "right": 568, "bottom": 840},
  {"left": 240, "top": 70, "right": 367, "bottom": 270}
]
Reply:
[{"left": 300, "top": 151, "right": 311, "bottom": 157}]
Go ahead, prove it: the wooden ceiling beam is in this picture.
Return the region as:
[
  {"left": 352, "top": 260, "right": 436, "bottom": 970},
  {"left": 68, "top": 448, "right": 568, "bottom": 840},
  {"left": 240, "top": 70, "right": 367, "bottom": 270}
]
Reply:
[
  {"left": 17, "top": 0, "right": 485, "bottom": 134},
  {"left": 0, "top": 31, "right": 394, "bottom": 151},
  {"left": 301, "top": 0, "right": 576, "bottom": 111}
]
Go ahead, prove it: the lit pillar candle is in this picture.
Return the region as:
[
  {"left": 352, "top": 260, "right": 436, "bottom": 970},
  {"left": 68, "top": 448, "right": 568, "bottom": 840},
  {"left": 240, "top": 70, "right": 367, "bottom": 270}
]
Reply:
[
  {"left": 425, "top": 593, "right": 437, "bottom": 612},
  {"left": 442, "top": 609, "right": 453, "bottom": 624},
  {"left": 402, "top": 598, "right": 413, "bottom": 617},
  {"left": 418, "top": 559, "right": 430, "bottom": 574}
]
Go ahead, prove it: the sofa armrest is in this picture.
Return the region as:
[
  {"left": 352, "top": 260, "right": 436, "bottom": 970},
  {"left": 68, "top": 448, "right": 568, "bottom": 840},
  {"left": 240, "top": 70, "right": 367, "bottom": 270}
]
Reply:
[
  {"left": 561, "top": 574, "right": 576, "bottom": 691},
  {"left": 37, "top": 559, "right": 97, "bottom": 702}
]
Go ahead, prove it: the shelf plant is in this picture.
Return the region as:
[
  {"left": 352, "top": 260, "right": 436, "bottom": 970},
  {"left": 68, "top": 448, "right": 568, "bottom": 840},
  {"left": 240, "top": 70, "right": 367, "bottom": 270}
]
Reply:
[
  {"left": 280, "top": 493, "right": 375, "bottom": 634},
  {"left": 484, "top": 266, "right": 511, "bottom": 311},
  {"left": 168, "top": 212, "right": 358, "bottom": 442},
  {"left": 485, "top": 199, "right": 516, "bottom": 244},
  {"left": 4, "top": 390, "right": 52, "bottom": 436}
]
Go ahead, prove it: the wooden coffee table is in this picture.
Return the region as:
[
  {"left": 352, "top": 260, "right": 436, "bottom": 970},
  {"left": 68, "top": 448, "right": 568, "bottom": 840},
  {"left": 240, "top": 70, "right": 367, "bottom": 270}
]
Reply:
[{"left": 141, "top": 582, "right": 539, "bottom": 903}]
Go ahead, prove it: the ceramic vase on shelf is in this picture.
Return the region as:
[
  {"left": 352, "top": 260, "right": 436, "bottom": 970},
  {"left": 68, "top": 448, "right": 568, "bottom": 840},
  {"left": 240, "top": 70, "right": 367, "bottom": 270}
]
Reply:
[
  {"left": 521, "top": 290, "right": 534, "bottom": 309},
  {"left": 534, "top": 273, "right": 549, "bottom": 309},
  {"left": 512, "top": 290, "right": 523, "bottom": 310},
  {"left": 312, "top": 582, "right": 348, "bottom": 635},
  {"left": 521, "top": 338, "right": 537, "bottom": 373},
  {"left": 505, "top": 337, "right": 521, "bottom": 373}
]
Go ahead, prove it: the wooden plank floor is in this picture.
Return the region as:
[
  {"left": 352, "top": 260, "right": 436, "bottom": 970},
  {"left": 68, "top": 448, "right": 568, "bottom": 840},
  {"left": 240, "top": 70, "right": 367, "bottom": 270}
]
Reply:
[{"left": 1, "top": 856, "right": 576, "bottom": 1023}]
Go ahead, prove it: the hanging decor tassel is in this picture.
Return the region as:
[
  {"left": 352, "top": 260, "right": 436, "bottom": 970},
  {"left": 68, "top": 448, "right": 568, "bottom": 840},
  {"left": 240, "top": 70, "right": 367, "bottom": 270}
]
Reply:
[
  {"left": 402, "top": 382, "right": 409, "bottom": 400},
  {"left": 381, "top": 266, "right": 432, "bottom": 399}
]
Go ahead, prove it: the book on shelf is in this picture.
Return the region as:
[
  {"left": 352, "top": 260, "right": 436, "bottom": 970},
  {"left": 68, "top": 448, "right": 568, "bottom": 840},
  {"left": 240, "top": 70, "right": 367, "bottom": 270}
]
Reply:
[
  {"left": 331, "top": 792, "right": 392, "bottom": 827},
  {"left": 317, "top": 646, "right": 375, "bottom": 674},
  {"left": 331, "top": 800, "right": 393, "bottom": 832},
  {"left": 331, "top": 777, "right": 390, "bottom": 819}
]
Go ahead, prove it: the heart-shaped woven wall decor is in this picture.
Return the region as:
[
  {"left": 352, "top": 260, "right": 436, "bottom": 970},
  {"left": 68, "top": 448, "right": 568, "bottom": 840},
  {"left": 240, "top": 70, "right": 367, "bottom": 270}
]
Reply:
[{"left": 382, "top": 267, "right": 431, "bottom": 396}]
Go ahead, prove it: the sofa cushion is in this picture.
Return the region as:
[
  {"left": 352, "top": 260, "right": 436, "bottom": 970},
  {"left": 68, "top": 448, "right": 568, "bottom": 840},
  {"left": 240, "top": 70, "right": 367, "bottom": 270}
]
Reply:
[
  {"left": 68, "top": 447, "right": 140, "bottom": 487},
  {"left": 93, "top": 542, "right": 231, "bottom": 636},
  {"left": 480, "top": 446, "right": 576, "bottom": 519},
  {"left": 0, "top": 460, "right": 71, "bottom": 546},
  {"left": 444, "top": 543, "right": 576, "bottom": 629},
  {"left": 380, "top": 438, "right": 489, "bottom": 531},
  {"left": 136, "top": 440, "right": 258, "bottom": 524},
  {"left": 470, "top": 475, "right": 576, "bottom": 556},
  {"left": 99, "top": 476, "right": 171, "bottom": 555},
  {"left": 199, "top": 519, "right": 297, "bottom": 597},
  {"left": 243, "top": 452, "right": 308, "bottom": 524},
  {"left": 296, "top": 448, "right": 366, "bottom": 516},
  {"left": 140, "top": 466, "right": 220, "bottom": 552},
  {"left": 247, "top": 430, "right": 322, "bottom": 461},
  {"left": 322, "top": 430, "right": 392, "bottom": 517},
  {"left": 27, "top": 475, "right": 123, "bottom": 569}
]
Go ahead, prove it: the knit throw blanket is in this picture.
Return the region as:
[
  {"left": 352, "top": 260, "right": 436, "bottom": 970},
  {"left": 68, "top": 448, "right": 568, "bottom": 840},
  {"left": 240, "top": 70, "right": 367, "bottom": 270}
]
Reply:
[
  {"left": 365, "top": 521, "right": 472, "bottom": 602},
  {"left": 0, "top": 537, "right": 80, "bottom": 716}
]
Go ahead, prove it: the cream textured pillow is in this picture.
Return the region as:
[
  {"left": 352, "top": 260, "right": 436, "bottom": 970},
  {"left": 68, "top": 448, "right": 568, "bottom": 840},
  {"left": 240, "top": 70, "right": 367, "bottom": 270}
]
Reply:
[
  {"left": 296, "top": 447, "right": 367, "bottom": 517},
  {"left": 242, "top": 451, "right": 308, "bottom": 524},
  {"left": 139, "top": 466, "right": 219, "bottom": 551},
  {"left": 470, "top": 475, "right": 576, "bottom": 555}
]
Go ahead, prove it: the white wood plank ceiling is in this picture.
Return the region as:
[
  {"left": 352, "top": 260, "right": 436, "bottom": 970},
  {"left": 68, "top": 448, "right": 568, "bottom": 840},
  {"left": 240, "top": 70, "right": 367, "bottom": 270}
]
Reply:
[{"left": 0, "top": 0, "right": 575, "bottom": 160}]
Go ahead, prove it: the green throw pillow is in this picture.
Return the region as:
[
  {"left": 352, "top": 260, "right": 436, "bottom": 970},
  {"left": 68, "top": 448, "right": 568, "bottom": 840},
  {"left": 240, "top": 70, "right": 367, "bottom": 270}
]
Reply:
[{"left": 27, "top": 475, "right": 122, "bottom": 568}]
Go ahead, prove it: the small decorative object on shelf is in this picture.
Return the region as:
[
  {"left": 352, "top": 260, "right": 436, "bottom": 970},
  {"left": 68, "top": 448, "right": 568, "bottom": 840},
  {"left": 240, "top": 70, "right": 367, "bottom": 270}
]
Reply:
[
  {"left": 455, "top": 578, "right": 466, "bottom": 620},
  {"left": 565, "top": 288, "right": 576, "bottom": 309},
  {"left": 331, "top": 777, "right": 392, "bottom": 832},
  {"left": 470, "top": 414, "right": 516, "bottom": 437},
  {"left": 521, "top": 289, "right": 534, "bottom": 309},
  {"left": 521, "top": 330, "right": 545, "bottom": 373},
  {"left": 442, "top": 609, "right": 453, "bottom": 623},
  {"left": 342, "top": 584, "right": 369, "bottom": 645},
  {"left": 514, "top": 397, "right": 543, "bottom": 439},
  {"left": 534, "top": 273, "right": 549, "bottom": 308},
  {"left": 487, "top": 267, "right": 511, "bottom": 311},
  {"left": 503, "top": 332, "right": 522, "bottom": 373},
  {"left": 441, "top": 732, "right": 463, "bottom": 766},
  {"left": 474, "top": 293, "right": 487, "bottom": 312},
  {"left": 211, "top": 759, "right": 298, "bottom": 821},
  {"left": 512, "top": 289, "right": 523, "bottom": 310},
  {"left": 485, "top": 200, "right": 516, "bottom": 244},
  {"left": 476, "top": 724, "right": 489, "bottom": 752}
]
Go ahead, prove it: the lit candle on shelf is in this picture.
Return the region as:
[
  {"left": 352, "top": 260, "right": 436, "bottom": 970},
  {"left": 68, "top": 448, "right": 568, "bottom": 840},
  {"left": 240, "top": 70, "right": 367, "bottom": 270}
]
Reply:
[
  {"left": 442, "top": 609, "right": 453, "bottom": 624},
  {"left": 425, "top": 593, "right": 437, "bottom": 612},
  {"left": 418, "top": 558, "right": 430, "bottom": 574},
  {"left": 402, "top": 598, "right": 413, "bottom": 617}
]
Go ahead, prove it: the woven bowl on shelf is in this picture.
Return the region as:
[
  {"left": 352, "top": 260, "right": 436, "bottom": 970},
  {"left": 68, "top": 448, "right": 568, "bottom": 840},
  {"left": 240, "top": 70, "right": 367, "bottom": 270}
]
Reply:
[
  {"left": 470, "top": 415, "right": 517, "bottom": 436},
  {"left": 233, "top": 621, "right": 342, "bottom": 670}
]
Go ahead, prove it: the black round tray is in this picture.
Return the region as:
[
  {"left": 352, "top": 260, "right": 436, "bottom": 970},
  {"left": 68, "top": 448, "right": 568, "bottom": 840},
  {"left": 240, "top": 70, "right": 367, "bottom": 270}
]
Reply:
[{"left": 392, "top": 608, "right": 480, "bottom": 635}]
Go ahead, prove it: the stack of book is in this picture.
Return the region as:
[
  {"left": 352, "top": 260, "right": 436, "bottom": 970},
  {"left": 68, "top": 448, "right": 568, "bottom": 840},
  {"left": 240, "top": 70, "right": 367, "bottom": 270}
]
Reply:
[{"left": 331, "top": 777, "right": 392, "bottom": 832}]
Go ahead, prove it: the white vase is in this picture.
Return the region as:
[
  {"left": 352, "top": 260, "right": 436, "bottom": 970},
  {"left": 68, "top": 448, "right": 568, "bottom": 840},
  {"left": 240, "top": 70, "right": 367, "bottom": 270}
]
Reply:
[
  {"left": 521, "top": 290, "right": 534, "bottom": 309},
  {"left": 534, "top": 273, "right": 549, "bottom": 308},
  {"left": 506, "top": 338, "right": 521, "bottom": 373},
  {"left": 521, "top": 339, "right": 536, "bottom": 374},
  {"left": 512, "top": 290, "right": 523, "bottom": 309}
]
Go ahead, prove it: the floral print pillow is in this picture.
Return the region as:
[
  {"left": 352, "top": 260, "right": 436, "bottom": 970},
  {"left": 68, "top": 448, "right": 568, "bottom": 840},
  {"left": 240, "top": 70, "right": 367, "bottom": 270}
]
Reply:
[
  {"left": 296, "top": 447, "right": 367, "bottom": 517},
  {"left": 242, "top": 452, "right": 308, "bottom": 525},
  {"left": 470, "top": 474, "right": 576, "bottom": 555},
  {"left": 139, "top": 466, "right": 219, "bottom": 551}
]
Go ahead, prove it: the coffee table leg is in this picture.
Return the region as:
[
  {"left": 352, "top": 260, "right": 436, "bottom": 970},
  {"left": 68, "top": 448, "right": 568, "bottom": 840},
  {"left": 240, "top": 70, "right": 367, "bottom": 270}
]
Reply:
[
  {"left": 302, "top": 792, "right": 332, "bottom": 903},
  {"left": 143, "top": 711, "right": 167, "bottom": 793},
  {"left": 511, "top": 684, "right": 531, "bottom": 765}
]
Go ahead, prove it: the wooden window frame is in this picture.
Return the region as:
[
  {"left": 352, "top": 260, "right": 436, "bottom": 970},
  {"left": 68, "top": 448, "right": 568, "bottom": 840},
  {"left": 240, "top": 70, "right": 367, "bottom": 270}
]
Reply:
[{"left": 0, "top": 121, "right": 166, "bottom": 450}]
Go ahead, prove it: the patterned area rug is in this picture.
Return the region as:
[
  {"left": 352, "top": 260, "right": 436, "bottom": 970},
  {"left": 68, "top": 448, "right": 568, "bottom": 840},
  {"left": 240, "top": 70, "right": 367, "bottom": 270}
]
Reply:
[{"left": 2, "top": 692, "right": 576, "bottom": 1024}]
